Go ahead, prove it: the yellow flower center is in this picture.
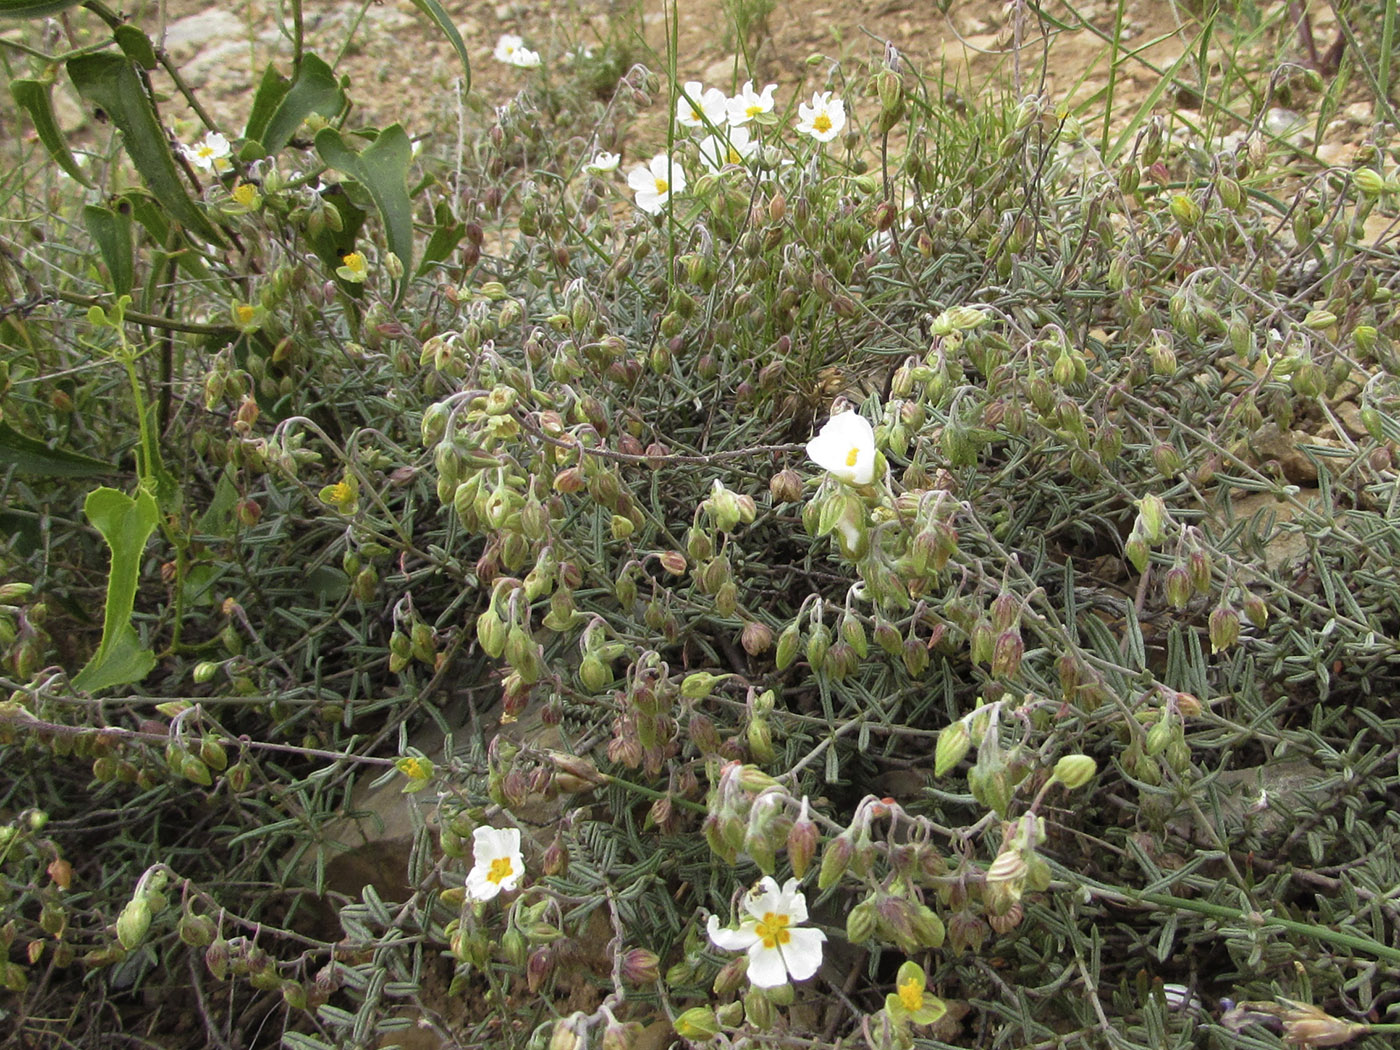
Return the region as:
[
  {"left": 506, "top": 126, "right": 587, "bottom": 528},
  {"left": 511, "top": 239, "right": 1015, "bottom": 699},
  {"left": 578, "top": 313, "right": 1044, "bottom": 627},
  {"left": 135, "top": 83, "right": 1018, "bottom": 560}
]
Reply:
[
  {"left": 487, "top": 857, "right": 515, "bottom": 885},
  {"left": 342, "top": 252, "right": 366, "bottom": 274},
  {"left": 814, "top": 114, "right": 832, "bottom": 134},
  {"left": 653, "top": 178, "right": 669, "bottom": 195},
  {"left": 328, "top": 481, "right": 352, "bottom": 505},
  {"left": 746, "top": 103, "right": 763, "bottom": 117},
  {"left": 690, "top": 107, "right": 703, "bottom": 122},
  {"left": 845, "top": 446, "right": 860, "bottom": 468},
  {"left": 754, "top": 912, "right": 791, "bottom": 950},
  {"left": 898, "top": 977, "right": 923, "bottom": 1012},
  {"left": 196, "top": 145, "right": 216, "bottom": 159},
  {"left": 727, "top": 147, "right": 742, "bottom": 165},
  {"left": 236, "top": 304, "right": 256, "bottom": 324},
  {"left": 233, "top": 184, "right": 259, "bottom": 206}
]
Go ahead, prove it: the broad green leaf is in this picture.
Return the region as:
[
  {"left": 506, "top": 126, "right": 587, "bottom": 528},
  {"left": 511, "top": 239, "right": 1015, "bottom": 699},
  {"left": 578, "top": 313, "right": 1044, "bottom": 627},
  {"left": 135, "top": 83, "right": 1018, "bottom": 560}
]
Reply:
[
  {"left": 243, "top": 63, "right": 290, "bottom": 147},
  {"left": 9, "top": 77, "right": 91, "bottom": 186},
  {"left": 83, "top": 203, "right": 134, "bottom": 296},
  {"left": 249, "top": 54, "right": 344, "bottom": 157},
  {"left": 66, "top": 53, "right": 225, "bottom": 244},
  {"left": 72, "top": 487, "right": 159, "bottom": 694},
  {"left": 315, "top": 124, "right": 413, "bottom": 300},
  {"left": 113, "top": 24, "right": 158, "bottom": 70},
  {"left": 405, "top": 0, "right": 471, "bottom": 91},
  {"left": 0, "top": 422, "right": 112, "bottom": 477}
]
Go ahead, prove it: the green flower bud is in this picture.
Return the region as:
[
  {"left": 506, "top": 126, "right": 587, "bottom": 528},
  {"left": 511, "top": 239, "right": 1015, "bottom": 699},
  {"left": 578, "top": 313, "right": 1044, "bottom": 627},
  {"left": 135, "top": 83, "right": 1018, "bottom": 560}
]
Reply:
[
  {"left": 1209, "top": 604, "right": 1240, "bottom": 653},
  {"left": 1354, "top": 168, "right": 1386, "bottom": 197},
  {"left": 116, "top": 897, "right": 152, "bottom": 950},
  {"left": 673, "top": 1006, "right": 720, "bottom": 1040},
  {"left": 1051, "top": 754, "right": 1097, "bottom": 789},
  {"left": 775, "top": 622, "right": 801, "bottom": 670},
  {"left": 818, "top": 830, "right": 855, "bottom": 889},
  {"left": 846, "top": 898, "right": 877, "bottom": 943},
  {"left": 1169, "top": 193, "right": 1202, "bottom": 229},
  {"left": 934, "top": 721, "right": 972, "bottom": 777}
]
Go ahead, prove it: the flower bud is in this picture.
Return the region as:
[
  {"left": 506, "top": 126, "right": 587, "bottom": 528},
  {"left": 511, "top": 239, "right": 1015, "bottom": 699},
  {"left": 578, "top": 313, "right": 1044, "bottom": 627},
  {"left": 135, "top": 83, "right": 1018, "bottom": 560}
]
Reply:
[
  {"left": 116, "top": 897, "right": 152, "bottom": 950},
  {"left": 1164, "top": 566, "right": 1192, "bottom": 610},
  {"left": 1169, "top": 193, "right": 1202, "bottom": 229},
  {"left": 1209, "top": 604, "right": 1240, "bottom": 653},
  {"left": 769, "top": 467, "right": 803, "bottom": 504},
  {"left": 775, "top": 622, "right": 801, "bottom": 670},
  {"left": 846, "top": 898, "right": 877, "bottom": 943},
  {"left": 739, "top": 621, "right": 773, "bottom": 656},
  {"left": 934, "top": 721, "right": 971, "bottom": 777},
  {"left": 991, "top": 629, "right": 1023, "bottom": 679},
  {"left": 1052, "top": 754, "right": 1097, "bottom": 789},
  {"left": 674, "top": 1006, "right": 720, "bottom": 1040},
  {"left": 818, "top": 829, "right": 855, "bottom": 889},
  {"left": 787, "top": 798, "right": 818, "bottom": 878},
  {"left": 1353, "top": 168, "right": 1386, "bottom": 198}
]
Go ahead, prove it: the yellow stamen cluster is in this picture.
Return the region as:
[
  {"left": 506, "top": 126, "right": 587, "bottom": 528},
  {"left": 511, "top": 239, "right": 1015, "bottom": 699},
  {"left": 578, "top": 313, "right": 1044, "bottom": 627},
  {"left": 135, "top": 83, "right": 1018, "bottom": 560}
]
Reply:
[
  {"left": 487, "top": 857, "right": 515, "bottom": 884},
  {"left": 754, "top": 912, "right": 791, "bottom": 949},
  {"left": 898, "top": 977, "right": 923, "bottom": 1012}
]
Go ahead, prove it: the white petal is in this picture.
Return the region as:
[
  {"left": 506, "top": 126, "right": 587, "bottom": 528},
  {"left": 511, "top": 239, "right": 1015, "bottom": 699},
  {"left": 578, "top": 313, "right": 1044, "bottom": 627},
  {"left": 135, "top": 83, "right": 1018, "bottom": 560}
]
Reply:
[
  {"left": 778, "top": 880, "right": 808, "bottom": 925},
  {"left": 626, "top": 165, "right": 653, "bottom": 193},
  {"left": 707, "top": 914, "right": 760, "bottom": 951},
  {"left": 780, "top": 927, "right": 826, "bottom": 982},
  {"left": 743, "top": 876, "right": 784, "bottom": 919},
  {"left": 465, "top": 865, "right": 502, "bottom": 901},
  {"left": 745, "top": 944, "right": 789, "bottom": 988}
]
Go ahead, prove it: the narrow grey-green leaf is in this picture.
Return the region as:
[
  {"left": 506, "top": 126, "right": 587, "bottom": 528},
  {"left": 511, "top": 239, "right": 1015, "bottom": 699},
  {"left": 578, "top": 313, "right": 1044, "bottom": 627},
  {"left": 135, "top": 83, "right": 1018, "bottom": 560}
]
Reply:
[{"left": 66, "top": 53, "right": 224, "bottom": 244}]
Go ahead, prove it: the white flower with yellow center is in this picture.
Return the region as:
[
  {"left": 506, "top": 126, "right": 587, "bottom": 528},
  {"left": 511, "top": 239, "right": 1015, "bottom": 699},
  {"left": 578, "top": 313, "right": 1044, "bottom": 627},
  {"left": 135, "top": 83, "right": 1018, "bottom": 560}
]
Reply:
[
  {"left": 696, "top": 126, "right": 757, "bottom": 174},
  {"left": 806, "top": 410, "right": 876, "bottom": 485},
  {"left": 795, "top": 91, "right": 847, "bottom": 143},
  {"left": 465, "top": 826, "right": 524, "bottom": 901},
  {"left": 182, "top": 132, "right": 231, "bottom": 172},
  {"left": 707, "top": 876, "right": 826, "bottom": 988},
  {"left": 726, "top": 80, "right": 777, "bottom": 125},
  {"left": 493, "top": 34, "right": 541, "bottom": 68},
  {"left": 676, "top": 81, "right": 728, "bottom": 129},
  {"left": 584, "top": 151, "right": 621, "bottom": 174},
  {"left": 627, "top": 154, "right": 686, "bottom": 215}
]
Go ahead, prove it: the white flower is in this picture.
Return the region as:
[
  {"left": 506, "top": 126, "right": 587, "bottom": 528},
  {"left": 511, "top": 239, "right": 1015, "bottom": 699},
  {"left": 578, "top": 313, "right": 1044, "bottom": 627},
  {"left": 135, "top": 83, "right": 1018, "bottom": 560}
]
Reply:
[
  {"left": 627, "top": 153, "right": 686, "bottom": 215},
  {"left": 806, "top": 410, "right": 875, "bottom": 485},
  {"left": 676, "top": 81, "right": 728, "bottom": 129},
  {"left": 465, "top": 826, "right": 524, "bottom": 901},
  {"left": 696, "top": 126, "right": 757, "bottom": 173},
  {"left": 726, "top": 80, "right": 777, "bottom": 125},
  {"left": 182, "top": 132, "right": 231, "bottom": 172},
  {"left": 493, "top": 34, "right": 541, "bottom": 68},
  {"left": 585, "top": 151, "right": 621, "bottom": 174},
  {"left": 707, "top": 876, "right": 826, "bottom": 988},
  {"left": 795, "top": 91, "right": 847, "bottom": 143}
]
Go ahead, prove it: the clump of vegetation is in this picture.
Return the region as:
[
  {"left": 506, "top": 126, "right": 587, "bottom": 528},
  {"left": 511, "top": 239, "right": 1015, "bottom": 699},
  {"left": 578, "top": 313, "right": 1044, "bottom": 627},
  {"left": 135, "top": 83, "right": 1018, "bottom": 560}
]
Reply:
[{"left": 3, "top": 0, "right": 1400, "bottom": 1047}]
